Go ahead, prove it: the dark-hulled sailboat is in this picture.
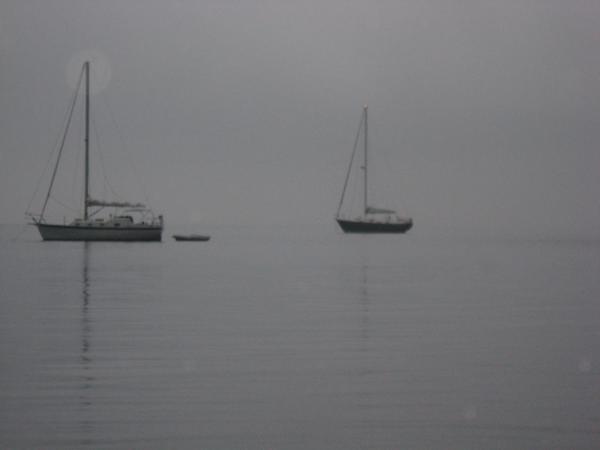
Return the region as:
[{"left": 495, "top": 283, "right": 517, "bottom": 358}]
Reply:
[
  {"left": 336, "top": 106, "right": 412, "bottom": 234},
  {"left": 28, "top": 61, "right": 163, "bottom": 241}
]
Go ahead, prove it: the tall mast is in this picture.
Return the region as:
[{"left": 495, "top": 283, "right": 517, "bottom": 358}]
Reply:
[
  {"left": 84, "top": 61, "right": 90, "bottom": 221},
  {"left": 363, "top": 105, "right": 368, "bottom": 215}
]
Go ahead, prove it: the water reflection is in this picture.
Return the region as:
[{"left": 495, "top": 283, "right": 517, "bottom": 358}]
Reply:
[
  {"left": 359, "top": 260, "right": 370, "bottom": 342},
  {"left": 79, "top": 242, "right": 94, "bottom": 444},
  {"left": 81, "top": 243, "right": 91, "bottom": 368}
]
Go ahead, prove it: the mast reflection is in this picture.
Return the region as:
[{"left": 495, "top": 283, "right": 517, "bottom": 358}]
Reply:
[
  {"left": 81, "top": 242, "right": 91, "bottom": 368},
  {"left": 79, "top": 242, "right": 94, "bottom": 443},
  {"left": 359, "top": 258, "right": 370, "bottom": 342}
]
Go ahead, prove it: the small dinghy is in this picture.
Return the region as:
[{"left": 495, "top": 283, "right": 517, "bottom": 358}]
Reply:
[{"left": 172, "top": 234, "right": 211, "bottom": 242}]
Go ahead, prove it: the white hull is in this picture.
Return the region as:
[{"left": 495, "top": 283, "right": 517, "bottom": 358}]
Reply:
[
  {"left": 35, "top": 223, "right": 162, "bottom": 241},
  {"left": 29, "top": 63, "right": 164, "bottom": 243}
]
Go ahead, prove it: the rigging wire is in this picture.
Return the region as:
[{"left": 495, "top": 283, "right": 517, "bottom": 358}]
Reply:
[
  {"left": 91, "top": 111, "right": 121, "bottom": 202},
  {"left": 71, "top": 101, "right": 83, "bottom": 213},
  {"left": 349, "top": 155, "right": 362, "bottom": 216},
  {"left": 39, "top": 65, "right": 85, "bottom": 219},
  {"left": 96, "top": 70, "right": 152, "bottom": 207},
  {"left": 25, "top": 68, "right": 84, "bottom": 217},
  {"left": 49, "top": 195, "right": 80, "bottom": 213},
  {"left": 336, "top": 110, "right": 365, "bottom": 217}
]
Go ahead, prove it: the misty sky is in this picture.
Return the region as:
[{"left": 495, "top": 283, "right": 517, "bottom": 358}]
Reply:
[{"left": 1, "top": 0, "right": 599, "bottom": 234}]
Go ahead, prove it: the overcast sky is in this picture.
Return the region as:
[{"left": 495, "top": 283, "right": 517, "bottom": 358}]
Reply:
[{"left": 1, "top": 0, "right": 599, "bottom": 234}]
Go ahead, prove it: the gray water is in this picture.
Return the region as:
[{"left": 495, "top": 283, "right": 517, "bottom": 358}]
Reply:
[{"left": 1, "top": 224, "right": 599, "bottom": 449}]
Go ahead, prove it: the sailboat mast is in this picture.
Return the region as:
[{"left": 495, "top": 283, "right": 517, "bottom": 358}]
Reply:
[
  {"left": 363, "top": 105, "right": 368, "bottom": 215},
  {"left": 84, "top": 61, "right": 90, "bottom": 221}
]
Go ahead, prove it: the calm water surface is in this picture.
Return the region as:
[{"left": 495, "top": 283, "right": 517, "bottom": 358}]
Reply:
[{"left": 1, "top": 224, "right": 599, "bottom": 449}]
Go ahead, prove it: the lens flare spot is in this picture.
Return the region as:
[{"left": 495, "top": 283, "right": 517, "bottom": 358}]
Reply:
[
  {"left": 464, "top": 405, "right": 478, "bottom": 421},
  {"left": 578, "top": 358, "right": 592, "bottom": 373}
]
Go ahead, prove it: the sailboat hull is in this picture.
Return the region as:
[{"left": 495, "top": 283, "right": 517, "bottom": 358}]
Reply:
[
  {"left": 336, "top": 218, "right": 413, "bottom": 234},
  {"left": 35, "top": 223, "right": 162, "bottom": 241}
]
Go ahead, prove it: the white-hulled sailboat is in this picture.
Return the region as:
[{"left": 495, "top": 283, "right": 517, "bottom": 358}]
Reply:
[{"left": 28, "top": 62, "right": 163, "bottom": 241}]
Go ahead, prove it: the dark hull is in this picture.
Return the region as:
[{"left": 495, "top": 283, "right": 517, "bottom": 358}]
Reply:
[
  {"left": 172, "top": 234, "right": 210, "bottom": 242},
  {"left": 336, "top": 218, "right": 413, "bottom": 234},
  {"left": 35, "top": 223, "right": 162, "bottom": 241}
]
